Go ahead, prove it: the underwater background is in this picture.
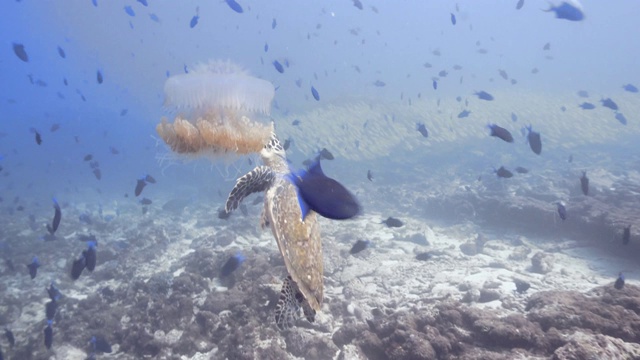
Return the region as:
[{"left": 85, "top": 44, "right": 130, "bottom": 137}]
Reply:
[{"left": 1, "top": 1, "right": 640, "bottom": 359}]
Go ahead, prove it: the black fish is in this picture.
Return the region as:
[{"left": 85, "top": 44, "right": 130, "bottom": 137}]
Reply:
[
  {"left": 84, "top": 154, "right": 93, "bottom": 161},
  {"left": 221, "top": 252, "right": 245, "bottom": 277},
  {"left": 92, "top": 168, "right": 101, "bottom": 180},
  {"left": 516, "top": 0, "right": 525, "bottom": 10},
  {"left": 495, "top": 166, "right": 513, "bottom": 179},
  {"left": 47, "top": 282, "right": 62, "bottom": 302},
  {"left": 35, "top": 130, "right": 42, "bottom": 145},
  {"left": 487, "top": 124, "right": 513, "bottom": 143},
  {"left": 96, "top": 70, "right": 103, "bottom": 84},
  {"left": 27, "top": 256, "right": 40, "bottom": 280},
  {"left": 4, "top": 328, "right": 14, "bottom": 348},
  {"left": 272, "top": 60, "right": 284, "bottom": 73},
  {"left": 526, "top": 125, "right": 542, "bottom": 155},
  {"left": 145, "top": 174, "right": 156, "bottom": 183},
  {"left": 350, "top": 240, "right": 370, "bottom": 254},
  {"left": 416, "top": 123, "right": 429, "bottom": 138},
  {"left": 12, "top": 43, "right": 29, "bottom": 62},
  {"left": 287, "top": 159, "right": 360, "bottom": 220},
  {"left": 514, "top": 279, "right": 530, "bottom": 293},
  {"left": 498, "top": 69, "right": 509, "bottom": 80},
  {"left": 580, "top": 171, "right": 589, "bottom": 196},
  {"left": 292, "top": 119, "right": 300, "bottom": 126},
  {"left": 311, "top": 86, "right": 320, "bottom": 101},
  {"left": 615, "top": 112, "right": 627, "bottom": 126},
  {"left": 557, "top": 202, "right": 567, "bottom": 221},
  {"left": 382, "top": 217, "right": 403, "bottom": 228},
  {"left": 50, "top": 123, "right": 60, "bottom": 132},
  {"left": 545, "top": 2, "right": 584, "bottom": 21},
  {"left": 190, "top": 15, "right": 199, "bottom": 28},
  {"left": 84, "top": 241, "right": 97, "bottom": 272},
  {"left": 543, "top": 42, "right": 551, "bottom": 51},
  {"left": 57, "top": 46, "right": 66, "bottom": 58},
  {"left": 217, "top": 208, "right": 231, "bottom": 220},
  {"left": 283, "top": 138, "right": 291, "bottom": 150},
  {"left": 515, "top": 166, "right": 529, "bottom": 174},
  {"left": 352, "top": 0, "right": 363, "bottom": 10},
  {"left": 615, "top": 272, "right": 625, "bottom": 290},
  {"left": 264, "top": 42, "right": 269, "bottom": 52},
  {"left": 457, "top": 110, "right": 471, "bottom": 118},
  {"left": 224, "top": 0, "right": 243, "bottom": 13},
  {"left": 46, "top": 198, "right": 61, "bottom": 235},
  {"left": 44, "top": 321, "right": 53, "bottom": 349},
  {"left": 91, "top": 335, "right": 112, "bottom": 353},
  {"left": 600, "top": 98, "right": 618, "bottom": 111},
  {"left": 373, "top": 80, "right": 386, "bottom": 87},
  {"left": 110, "top": 146, "right": 120, "bottom": 154},
  {"left": 45, "top": 300, "right": 57, "bottom": 321},
  {"left": 415, "top": 252, "right": 432, "bottom": 261},
  {"left": 450, "top": 13, "right": 456, "bottom": 25},
  {"left": 135, "top": 178, "right": 146, "bottom": 197},
  {"left": 139, "top": 198, "right": 152, "bottom": 205},
  {"left": 271, "top": 18, "right": 277, "bottom": 29},
  {"left": 579, "top": 102, "right": 595, "bottom": 110},
  {"left": 474, "top": 90, "right": 494, "bottom": 101},
  {"left": 319, "top": 148, "right": 334, "bottom": 160},
  {"left": 71, "top": 254, "right": 86, "bottom": 280},
  {"left": 623, "top": 84, "right": 638, "bottom": 93},
  {"left": 623, "top": 225, "right": 631, "bottom": 245},
  {"left": 432, "top": 79, "right": 437, "bottom": 90},
  {"left": 367, "top": 170, "right": 373, "bottom": 181}
]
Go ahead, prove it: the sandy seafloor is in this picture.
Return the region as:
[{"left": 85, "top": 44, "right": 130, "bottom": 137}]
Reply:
[{"left": 2, "top": 93, "right": 640, "bottom": 359}]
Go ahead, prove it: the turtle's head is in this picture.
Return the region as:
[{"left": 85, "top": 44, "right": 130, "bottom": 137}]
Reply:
[{"left": 261, "top": 131, "right": 286, "bottom": 162}]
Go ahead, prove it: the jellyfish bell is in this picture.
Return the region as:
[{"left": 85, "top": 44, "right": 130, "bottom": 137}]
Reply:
[{"left": 157, "top": 60, "right": 275, "bottom": 158}]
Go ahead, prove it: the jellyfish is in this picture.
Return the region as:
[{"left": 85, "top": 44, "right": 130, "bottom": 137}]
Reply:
[{"left": 157, "top": 60, "right": 275, "bottom": 157}]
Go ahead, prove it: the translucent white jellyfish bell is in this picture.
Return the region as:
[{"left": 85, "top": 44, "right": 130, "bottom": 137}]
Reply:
[{"left": 163, "top": 60, "right": 275, "bottom": 116}]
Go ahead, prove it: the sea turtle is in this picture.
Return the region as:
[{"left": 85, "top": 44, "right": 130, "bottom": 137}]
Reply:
[{"left": 224, "top": 131, "right": 323, "bottom": 330}]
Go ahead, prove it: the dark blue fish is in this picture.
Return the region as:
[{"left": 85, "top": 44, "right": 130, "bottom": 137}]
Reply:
[
  {"left": 190, "top": 15, "right": 199, "bottom": 28},
  {"left": 272, "top": 60, "right": 284, "bottom": 73},
  {"left": 495, "top": 166, "right": 513, "bottom": 179},
  {"left": 352, "top": 0, "right": 363, "bottom": 10},
  {"left": 475, "top": 91, "right": 494, "bottom": 101},
  {"left": 374, "top": 80, "right": 386, "bottom": 87},
  {"left": 416, "top": 123, "right": 429, "bottom": 138},
  {"left": 438, "top": 70, "right": 448, "bottom": 77},
  {"left": 96, "top": 70, "right": 103, "bottom": 84},
  {"left": 311, "top": 86, "right": 320, "bottom": 101},
  {"left": 382, "top": 217, "right": 403, "bottom": 228},
  {"left": 137, "top": 0, "right": 148, "bottom": 6},
  {"left": 580, "top": 171, "right": 589, "bottom": 196},
  {"left": 44, "top": 320, "right": 53, "bottom": 349},
  {"left": 264, "top": 43, "right": 269, "bottom": 52},
  {"left": 623, "top": 225, "right": 631, "bottom": 245},
  {"left": 5, "top": 328, "right": 14, "bottom": 348},
  {"left": 516, "top": 0, "right": 525, "bottom": 10},
  {"left": 124, "top": 6, "right": 135, "bottom": 17},
  {"left": 12, "top": 43, "right": 28, "bottom": 62},
  {"left": 350, "top": 239, "right": 370, "bottom": 254},
  {"left": 224, "top": 0, "right": 243, "bottom": 13},
  {"left": 84, "top": 241, "right": 97, "bottom": 272},
  {"left": 149, "top": 13, "right": 160, "bottom": 23},
  {"left": 319, "top": 148, "right": 334, "bottom": 160},
  {"left": 515, "top": 166, "right": 529, "bottom": 174},
  {"left": 91, "top": 0, "right": 97, "bottom": 7},
  {"left": 457, "top": 110, "right": 471, "bottom": 118},
  {"left": 135, "top": 178, "right": 146, "bottom": 197},
  {"left": 615, "top": 272, "right": 625, "bottom": 289},
  {"left": 579, "top": 102, "right": 594, "bottom": 110},
  {"left": 487, "top": 124, "right": 513, "bottom": 143},
  {"left": 46, "top": 198, "right": 61, "bottom": 235},
  {"left": 272, "top": 18, "right": 277, "bottom": 29},
  {"left": 33, "top": 129, "right": 42, "bottom": 145},
  {"left": 450, "top": 13, "right": 456, "bottom": 25},
  {"left": 557, "top": 202, "right": 567, "bottom": 221},
  {"left": 286, "top": 159, "right": 360, "bottom": 220},
  {"left": 600, "top": 98, "right": 618, "bottom": 111},
  {"left": 144, "top": 174, "right": 156, "bottom": 184},
  {"left": 57, "top": 46, "right": 66, "bottom": 59},
  {"left": 27, "top": 256, "right": 40, "bottom": 279},
  {"left": 432, "top": 79, "right": 437, "bottom": 90},
  {"left": 46, "top": 300, "right": 57, "bottom": 321},
  {"left": 623, "top": 84, "right": 638, "bottom": 93},
  {"left": 47, "top": 282, "right": 62, "bottom": 302},
  {"left": 545, "top": 2, "right": 584, "bottom": 21},
  {"left": 71, "top": 253, "right": 86, "bottom": 280},
  {"left": 577, "top": 90, "right": 589, "bottom": 97},
  {"left": 526, "top": 125, "right": 542, "bottom": 155},
  {"left": 91, "top": 335, "right": 112, "bottom": 353},
  {"left": 511, "top": 113, "right": 518, "bottom": 122},
  {"left": 221, "top": 252, "right": 245, "bottom": 277},
  {"left": 367, "top": 170, "right": 373, "bottom": 181}
]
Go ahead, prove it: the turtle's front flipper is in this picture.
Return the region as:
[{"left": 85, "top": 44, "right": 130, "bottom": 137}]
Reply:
[{"left": 225, "top": 166, "right": 275, "bottom": 213}]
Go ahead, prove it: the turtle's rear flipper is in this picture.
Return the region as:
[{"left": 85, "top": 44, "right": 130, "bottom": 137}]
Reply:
[
  {"left": 275, "top": 275, "right": 314, "bottom": 330},
  {"left": 225, "top": 166, "right": 275, "bottom": 213}
]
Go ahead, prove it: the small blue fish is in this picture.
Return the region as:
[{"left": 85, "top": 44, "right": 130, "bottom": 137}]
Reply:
[
  {"left": 224, "top": 0, "right": 243, "bottom": 13},
  {"left": 97, "top": 70, "right": 103, "bottom": 84},
  {"left": 57, "top": 46, "right": 66, "bottom": 59},
  {"left": 221, "top": 252, "right": 245, "bottom": 277},
  {"left": 272, "top": 60, "right": 284, "bottom": 73},
  {"left": 137, "top": 0, "right": 148, "bottom": 6},
  {"left": 286, "top": 158, "right": 360, "bottom": 220},
  {"left": 600, "top": 98, "right": 618, "bottom": 111},
  {"left": 124, "top": 5, "right": 135, "bottom": 17},
  {"left": 545, "top": 1, "right": 584, "bottom": 21},
  {"left": 526, "top": 125, "right": 542, "bottom": 155},
  {"left": 577, "top": 90, "right": 589, "bottom": 98},
  {"left": 91, "top": 0, "right": 97, "bottom": 7},
  {"left": 474, "top": 91, "right": 494, "bottom": 101},
  {"left": 450, "top": 13, "right": 456, "bottom": 25},
  {"left": 516, "top": 0, "right": 525, "bottom": 10},
  {"left": 615, "top": 272, "right": 625, "bottom": 289},
  {"left": 272, "top": 18, "right": 277, "bottom": 29},
  {"left": 190, "top": 15, "right": 199, "bottom": 28},
  {"left": 12, "top": 43, "right": 28, "bottom": 62},
  {"left": 84, "top": 241, "right": 97, "bottom": 272},
  {"left": 149, "top": 13, "right": 160, "bottom": 23},
  {"left": 44, "top": 320, "right": 53, "bottom": 349},
  {"left": 557, "top": 202, "right": 567, "bottom": 221},
  {"left": 311, "top": 86, "right": 320, "bottom": 101},
  {"left": 264, "top": 43, "right": 269, "bottom": 52},
  {"left": 47, "top": 282, "right": 62, "bottom": 302},
  {"left": 27, "top": 256, "right": 40, "bottom": 279},
  {"left": 623, "top": 84, "right": 638, "bottom": 93},
  {"left": 432, "top": 79, "right": 437, "bottom": 90},
  {"left": 615, "top": 112, "right": 627, "bottom": 125},
  {"left": 416, "top": 123, "right": 429, "bottom": 138},
  {"left": 47, "top": 198, "right": 62, "bottom": 235},
  {"left": 135, "top": 178, "right": 147, "bottom": 197},
  {"left": 350, "top": 239, "right": 370, "bottom": 254},
  {"left": 579, "top": 102, "right": 595, "bottom": 110},
  {"left": 458, "top": 109, "right": 471, "bottom": 118},
  {"left": 495, "top": 166, "right": 513, "bottom": 179},
  {"left": 487, "top": 124, "right": 514, "bottom": 143},
  {"left": 511, "top": 113, "right": 518, "bottom": 122}
]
